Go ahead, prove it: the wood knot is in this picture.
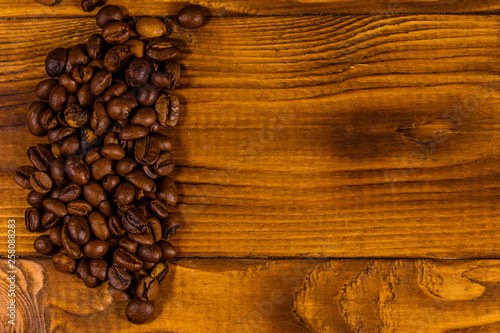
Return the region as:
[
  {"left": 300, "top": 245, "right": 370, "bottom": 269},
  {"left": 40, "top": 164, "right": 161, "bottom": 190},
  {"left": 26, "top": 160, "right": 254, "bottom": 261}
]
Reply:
[{"left": 396, "top": 118, "right": 459, "bottom": 145}]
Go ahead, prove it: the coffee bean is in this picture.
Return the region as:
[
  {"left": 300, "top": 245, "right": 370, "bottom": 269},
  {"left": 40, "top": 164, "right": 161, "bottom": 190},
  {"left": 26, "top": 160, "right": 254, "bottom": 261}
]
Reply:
[
  {"left": 136, "top": 17, "right": 168, "bottom": 38},
  {"left": 87, "top": 33, "right": 105, "bottom": 60},
  {"left": 151, "top": 60, "right": 180, "bottom": 89},
  {"left": 108, "top": 265, "right": 132, "bottom": 291},
  {"left": 43, "top": 198, "right": 68, "bottom": 217},
  {"left": 26, "top": 190, "right": 48, "bottom": 209},
  {"left": 77, "top": 83, "right": 95, "bottom": 107},
  {"left": 137, "top": 83, "right": 159, "bottom": 107},
  {"left": 89, "top": 211, "right": 110, "bottom": 240},
  {"left": 101, "top": 144, "right": 126, "bottom": 160},
  {"left": 59, "top": 73, "right": 80, "bottom": 94},
  {"left": 81, "top": 0, "right": 98, "bottom": 12},
  {"left": 116, "top": 182, "right": 135, "bottom": 205},
  {"left": 161, "top": 216, "right": 180, "bottom": 239},
  {"left": 158, "top": 241, "right": 178, "bottom": 260},
  {"left": 134, "top": 135, "right": 160, "bottom": 166},
  {"left": 91, "top": 157, "right": 115, "bottom": 181},
  {"left": 45, "top": 47, "right": 67, "bottom": 77},
  {"left": 149, "top": 200, "right": 169, "bottom": 219},
  {"left": 39, "top": 109, "right": 59, "bottom": 131},
  {"left": 156, "top": 176, "right": 178, "bottom": 206},
  {"left": 138, "top": 243, "right": 162, "bottom": 263},
  {"left": 126, "top": 297, "right": 155, "bottom": 324},
  {"left": 67, "top": 200, "right": 93, "bottom": 216},
  {"left": 67, "top": 216, "right": 91, "bottom": 245},
  {"left": 114, "top": 248, "right": 143, "bottom": 272},
  {"left": 108, "top": 215, "right": 127, "bottom": 237},
  {"left": 60, "top": 137, "right": 80, "bottom": 156},
  {"left": 125, "top": 58, "right": 152, "bottom": 87},
  {"left": 76, "top": 259, "right": 101, "bottom": 288},
  {"left": 119, "top": 237, "right": 138, "bottom": 253},
  {"left": 57, "top": 126, "right": 78, "bottom": 142},
  {"left": 64, "top": 104, "right": 90, "bottom": 128},
  {"left": 98, "top": 199, "right": 114, "bottom": 218},
  {"left": 96, "top": 5, "right": 124, "bottom": 28},
  {"left": 90, "top": 100, "right": 111, "bottom": 136},
  {"left": 136, "top": 276, "right": 160, "bottom": 302},
  {"left": 36, "top": 79, "right": 58, "bottom": 100},
  {"left": 84, "top": 239, "right": 109, "bottom": 258},
  {"left": 49, "top": 85, "right": 67, "bottom": 113},
  {"left": 83, "top": 181, "right": 108, "bottom": 207},
  {"left": 102, "top": 174, "right": 121, "bottom": 192},
  {"left": 49, "top": 225, "right": 63, "bottom": 247},
  {"left": 121, "top": 208, "right": 148, "bottom": 235},
  {"left": 25, "top": 207, "right": 41, "bottom": 232},
  {"left": 103, "top": 21, "right": 131, "bottom": 45},
  {"left": 90, "top": 70, "right": 113, "bottom": 97},
  {"left": 51, "top": 252, "right": 76, "bottom": 274},
  {"left": 116, "top": 157, "right": 137, "bottom": 176},
  {"left": 129, "top": 107, "right": 156, "bottom": 128},
  {"left": 107, "top": 95, "right": 134, "bottom": 120},
  {"left": 155, "top": 93, "right": 180, "bottom": 127},
  {"left": 30, "top": 171, "right": 53, "bottom": 194},
  {"left": 127, "top": 228, "right": 154, "bottom": 246},
  {"left": 15, "top": 166, "right": 36, "bottom": 189},
  {"left": 104, "top": 44, "right": 134, "bottom": 73},
  {"left": 72, "top": 65, "right": 94, "bottom": 84},
  {"left": 85, "top": 147, "right": 102, "bottom": 165},
  {"left": 126, "top": 170, "right": 156, "bottom": 193},
  {"left": 61, "top": 223, "right": 83, "bottom": 259},
  {"left": 89, "top": 258, "right": 108, "bottom": 281},
  {"left": 153, "top": 151, "right": 174, "bottom": 176},
  {"left": 65, "top": 155, "right": 90, "bottom": 185},
  {"left": 151, "top": 261, "right": 169, "bottom": 284},
  {"left": 146, "top": 37, "right": 179, "bottom": 61},
  {"left": 66, "top": 44, "right": 91, "bottom": 73},
  {"left": 119, "top": 125, "right": 149, "bottom": 140},
  {"left": 34, "top": 235, "right": 58, "bottom": 255},
  {"left": 41, "top": 210, "right": 61, "bottom": 229},
  {"left": 26, "top": 102, "right": 49, "bottom": 137},
  {"left": 177, "top": 5, "right": 208, "bottom": 29},
  {"left": 58, "top": 183, "right": 81, "bottom": 202},
  {"left": 103, "top": 83, "right": 127, "bottom": 102}
]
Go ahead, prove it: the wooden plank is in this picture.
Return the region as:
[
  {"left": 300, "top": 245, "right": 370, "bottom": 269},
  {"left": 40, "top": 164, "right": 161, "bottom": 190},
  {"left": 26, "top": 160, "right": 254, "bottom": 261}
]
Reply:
[
  {"left": 2, "top": 0, "right": 500, "bottom": 17},
  {"left": 1, "top": 15, "right": 500, "bottom": 258},
  {"left": 1, "top": 258, "right": 500, "bottom": 332}
]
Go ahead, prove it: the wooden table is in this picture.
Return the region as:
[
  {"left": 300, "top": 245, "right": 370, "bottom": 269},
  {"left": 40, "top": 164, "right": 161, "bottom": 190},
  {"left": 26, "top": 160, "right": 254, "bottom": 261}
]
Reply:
[{"left": 1, "top": 1, "right": 500, "bottom": 332}]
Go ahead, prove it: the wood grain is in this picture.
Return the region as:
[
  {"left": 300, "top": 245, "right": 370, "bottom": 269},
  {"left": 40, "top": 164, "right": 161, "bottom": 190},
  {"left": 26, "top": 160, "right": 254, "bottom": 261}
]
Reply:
[
  {"left": 1, "top": 14, "right": 500, "bottom": 258},
  {"left": 2, "top": 0, "right": 500, "bottom": 17},
  {"left": 2, "top": 258, "right": 500, "bottom": 332}
]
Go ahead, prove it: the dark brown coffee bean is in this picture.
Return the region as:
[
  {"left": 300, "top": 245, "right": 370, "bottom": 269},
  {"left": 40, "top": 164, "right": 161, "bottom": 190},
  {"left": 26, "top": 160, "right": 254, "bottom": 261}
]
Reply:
[
  {"left": 102, "top": 83, "right": 127, "bottom": 102},
  {"left": 36, "top": 79, "right": 58, "bottom": 100},
  {"left": 52, "top": 252, "right": 76, "bottom": 274},
  {"left": 50, "top": 187, "right": 62, "bottom": 199},
  {"left": 89, "top": 58, "right": 106, "bottom": 69},
  {"left": 127, "top": 228, "right": 154, "bottom": 246},
  {"left": 107, "top": 95, "right": 134, "bottom": 120},
  {"left": 48, "top": 225, "right": 63, "bottom": 247},
  {"left": 108, "top": 283, "right": 132, "bottom": 302},
  {"left": 137, "top": 83, "right": 159, "bottom": 107},
  {"left": 26, "top": 190, "right": 47, "bottom": 209},
  {"left": 90, "top": 157, "right": 115, "bottom": 181},
  {"left": 108, "top": 265, "right": 132, "bottom": 291},
  {"left": 149, "top": 200, "right": 169, "bottom": 219},
  {"left": 39, "top": 109, "right": 59, "bottom": 131},
  {"left": 66, "top": 44, "right": 90, "bottom": 73},
  {"left": 26, "top": 102, "right": 49, "bottom": 137},
  {"left": 134, "top": 135, "right": 160, "bottom": 166},
  {"left": 178, "top": 4, "right": 207, "bottom": 29},
  {"left": 119, "top": 237, "right": 138, "bottom": 253},
  {"left": 59, "top": 137, "right": 79, "bottom": 156},
  {"left": 102, "top": 174, "right": 121, "bottom": 192},
  {"left": 108, "top": 215, "right": 127, "bottom": 237},
  {"left": 104, "top": 44, "right": 133, "bottom": 73},
  {"left": 155, "top": 93, "right": 180, "bottom": 127},
  {"left": 115, "top": 157, "right": 136, "bottom": 176},
  {"left": 151, "top": 60, "right": 180, "bottom": 89},
  {"left": 96, "top": 5, "right": 124, "bottom": 28},
  {"left": 77, "top": 83, "right": 95, "bottom": 107},
  {"left": 146, "top": 37, "right": 179, "bottom": 61},
  {"left": 48, "top": 157, "right": 65, "bottom": 187},
  {"left": 103, "top": 132, "right": 119, "bottom": 145},
  {"left": 41, "top": 210, "right": 61, "bottom": 229},
  {"left": 83, "top": 181, "right": 108, "bottom": 207},
  {"left": 89, "top": 101, "right": 110, "bottom": 137},
  {"left": 115, "top": 182, "right": 135, "bottom": 205},
  {"left": 124, "top": 39, "right": 145, "bottom": 58},
  {"left": 126, "top": 297, "right": 155, "bottom": 324},
  {"left": 90, "top": 70, "right": 113, "bottom": 97},
  {"left": 87, "top": 33, "right": 105, "bottom": 60},
  {"left": 89, "top": 211, "right": 110, "bottom": 240},
  {"left": 121, "top": 208, "right": 148, "bottom": 235},
  {"left": 61, "top": 223, "right": 83, "bottom": 259},
  {"left": 57, "top": 126, "right": 77, "bottom": 142},
  {"left": 65, "top": 155, "right": 90, "bottom": 185},
  {"left": 58, "top": 183, "right": 81, "bottom": 202},
  {"left": 84, "top": 239, "right": 109, "bottom": 258},
  {"left": 98, "top": 199, "right": 113, "bottom": 218},
  {"left": 67, "top": 216, "right": 91, "bottom": 245},
  {"left": 72, "top": 65, "right": 94, "bottom": 84},
  {"left": 153, "top": 151, "right": 174, "bottom": 176},
  {"left": 138, "top": 243, "right": 162, "bottom": 263},
  {"left": 135, "top": 17, "right": 168, "bottom": 38},
  {"left": 102, "top": 21, "right": 130, "bottom": 45},
  {"left": 67, "top": 200, "right": 93, "bottom": 216},
  {"left": 59, "top": 73, "right": 80, "bottom": 94},
  {"left": 126, "top": 170, "right": 156, "bottom": 192},
  {"left": 101, "top": 144, "right": 126, "bottom": 160},
  {"left": 30, "top": 171, "right": 53, "bottom": 194},
  {"left": 15, "top": 166, "right": 36, "bottom": 189},
  {"left": 45, "top": 47, "right": 67, "bottom": 77},
  {"left": 125, "top": 58, "right": 152, "bottom": 87},
  {"left": 146, "top": 217, "right": 161, "bottom": 242},
  {"left": 25, "top": 208, "right": 41, "bottom": 232},
  {"left": 76, "top": 259, "right": 101, "bottom": 288},
  {"left": 64, "top": 104, "right": 89, "bottom": 128},
  {"left": 81, "top": 0, "right": 98, "bottom": 12},
  {"left": 34, "top": 235, "right": 58, "bottom": 255},
  {"left": 129, "top": 107, "right": 156, "bottom": 128},
  {"left": 49, "top": 85, "right": 67, "bottom": 113},
  {"left": 151, "top": 261, "right": 169, "bottom": 284},
  {"left": 158, "top": 241, "right": 177, "bottom": 260},
  {"left": 157, "top": 176, "right": 178, "bottom": 206},
  {"left": 114, "top": 248, "right": 143, "bottom": 272},
  {"left": 142, "top": 165, "right": 158, "bottom": 180},
  {"left": 136, "top": 276, "right": 160, "bottom": 302},
  {"left": 84, "top": 147, "right": 101, "bottom": 166},
  {"left": 161, "top": 215, "right": 180, "bottom": 239},
  {"left": 90, "top": 258, "right": 108, "bottom": 281},
  {"left": 119, "top": 125, "right": 149, "bottom": 140},
  {"left": 27, "top": 144, "right": 53, "bottom": 172},
  {"left": 43, "top": 198, "right": 68, "bottom": 217}
]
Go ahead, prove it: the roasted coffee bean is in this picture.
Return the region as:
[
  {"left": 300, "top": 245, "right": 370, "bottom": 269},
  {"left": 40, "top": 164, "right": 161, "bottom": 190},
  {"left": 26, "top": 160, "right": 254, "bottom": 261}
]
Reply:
[
  {"left": 136, "top": 276, "right": 160, "bottom": 302},
  {"left": 154, "top": 132, "right": 173, "bottom": 151},
  {"left": 90, "top": 258, "right": 108, "bottom": 281},
  {"left": 153, "top": 151, "right": 174, "bottom": 176},
  {"left": 104, "top": 44, "right": 134, "bottom": 73},
  {"left": 84, "top": 239, "right": 109, "bottom": 258},
  {"left": 67, "top": 200, "right": 93, "bottom": 216},
  {"left": 49, "top": 85, "right": 67, "bottom": 113},
  {"left": 103, "top": 174, "right": 121, "bottom": 192},
  {"left": 103, "top": 83, "right": 127, "bottom": 102},
  {"left": 157, "top": 176, "right": 177, "bottom": 206},
  {"left": 81, "top": 0, "right": 98, "bottom": 12},
  {"left": 142, "top": 165, "right": 158, "bottom": 180},
  {"left": 67, "top": 216, "right": 91, "bottom": 245},
  {"left": 45, "top": 47, "right": 67, "bottom": 77},
  {"left": 104, "top": 132, "right": 119, "bottom": 145},
  {"left": 134, "top": 135, "right": 160, "bottom": 166},
  {"left": 96, "top": 5, "right": 124, "bottom": 28},
  {"left": 148, "top": 217, "right": 163, "bottom": 242},
  {"left": 107, "top": 95, "right": 134, "bottom": 120},
  {"left": 39, "top": 109, "right": 59, "bottom": 131},
  {"left": 177, "top": 4, "right": 207, "bottom": 29},
  {"left": 58, "top": 183, "right": 81, "bottom": 202},
  {"left": 66, "top": 44, "right": 90, "bottom": 73},
  {"left": 137, "top": 83, "right": 159, "bottom": 107},
  {"left": 99, "top": 199, "right": 113, "bottom": 218},
  {"left": 138, "top": 243, "right": 162, "bottom": 263},
  {"left": 26, "top": 190, "right": 48, "bottom": 209},
  {"left": 80, "top": 128, "right": 99, "bottom": 154},
  {"left": 135, "top": 17, "right": 168, "bottom": 38},
  {"left": 125, "top": 58, "right": 152, "bottom": 87},
  {"left": 116, "top": 182, "right": 135, "bottom": 205},
  {"left": 52, "top": 252, "right": 76, "bottom": 274},
  {"left": 65, "top": 155, "right": 90, "bottom": 185},
  {"left": 50, "top": 187, "right": 62, "bottom": 199},
  {"left": 85, "top": 147, "right": 102, "bottom": 165},
  {"left": 89, "top": 58, "right": 106, "bottom": 69},
  {"left": 161, "top": 216, "right": 180, "bottom": 239},
  {"left": 158, "top": 241, "right": 177, "bottom": 260},
  {"left": 26, "top": 102, "right": 48, "bottom": 137},
  {"left": 155, "top": 93, "right": 180, "bottom": 127},
  {"left": 15, "top": 166, "right": 36, "bottom": 189},
  {"left": 83, "top": 181, "right": 108, "bottom": 207},
  {"left": 60, "top": 137, "right": 80, "bottom": 156},
  {"left": 108, "top": 215, "right": 127, "bottom": 237},
  {"left": 130, "top": 107, "right": 156, "bottom": 128},
  {"left": 36, "top": 79, "right": 58, "bottom": 100},
  {"left": 51, "top": 143, "right": 63, "bottom": 159},
  {"left": 119, "top": 237, "right": 138, "bottom": 253},
  {"left": 149, "top": 200, "right": 169, "bottom": 219},
  {"left": 76, "top": 259, "right": 101, "bottom": 288},
  {"left": 90, "top": 100, "right": 111, "bottom": 136},
  {"left": 25, "top": 207, "right": 41, "bottom": 232},
  {"left": 151, "top": 60, "right": 180, "bottom": 89},
  {"left": 89, "top": 211, "right": 110, "bottom": 240},
  {"left": 64, "top": 104, "right": 89, "bottom": 128},
  {"left": 61, "top": 223, "right": 83, "bottom": 259},
  {"left": 59, "top": 73, "right": 80, "bottom": 94},
  {"left": 114, "top": 248, "right": 143, "bottom": 272},
  {"left": 28, "top": 144, "right": 53, "bottom": 172},
  {"left": 72, "top": 65, "right": 94, "bottom": 84},
  {"left": 77, "top": 83, "right": 95, "bottom": 107},
  {"left": 115, "top": 158, "right": 136, "bottom": 177},
  {"left": 103, "top": 21, "right": 131, "bottom": 45},
  {"left": 34, "top": 235, "right": 58, "bottom": 255},
  {"left": 150, "top": 261, "right": 169, "bottom": 283},
  {"left": 108, "top": 265, "right": 132, "bottom": 291},
  {"left": 108, "top": 283, "right": 132, "bottom": 302},
  {"left": 42, "top": 210, "right": 61, "bottom": 229},
  {"left": 91, "top": 157, "right": 115, "bottom": 181},
  {"left": 57, "top": 126, "right": 77, "bottom": 142},
  {"left": 30, "top": 171, "right": 53, "bottom": 194},
  {"left": 127, "top": 228, "right": 154, "bottom": 246},
  {"left": 43, "top": 198, "right": 68, "bottom": 217},
  {"left": 48, "top": 225, "right": 63, "bottom": 247},
  {"left": 126, "top": 297, "right": 155, "bottom": 324},
  {"left": 90, "top": 70, "right": 113, "bottom": 97},
  {"left": 146, "top": 37, "right": 179, "bottom": 61},
  {"left": 121, "top": 208, "right": 148, "bottom": 235},
  {"left": 87, "top": 33, "right": 105, "bottom": 60},
  {"left": 101, "top": 144, "right": 126, "bottom": 160},
  {"left": 49, "top": 157, "right": 65, "bottom": 187},
  {"left": 126, "top": 170, "right": 156, "bottom": 192},
  {"left": 124, "top": 39, "right": 145, "bottom": 58},
  {"left": 119, "top": 125, "right": 149, "bottom": 140}
]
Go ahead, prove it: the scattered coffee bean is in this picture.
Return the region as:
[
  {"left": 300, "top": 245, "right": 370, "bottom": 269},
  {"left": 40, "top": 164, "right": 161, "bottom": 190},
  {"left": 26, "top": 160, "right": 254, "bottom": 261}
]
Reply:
[{"left": 177, "top": 5, "right": 208, "bottom": 29}]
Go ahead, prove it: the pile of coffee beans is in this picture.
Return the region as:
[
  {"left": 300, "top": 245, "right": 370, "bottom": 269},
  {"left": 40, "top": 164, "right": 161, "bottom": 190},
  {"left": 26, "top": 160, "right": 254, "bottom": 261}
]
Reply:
[{"left": 16, "top": 3, "right": 208, "bottom": 324}]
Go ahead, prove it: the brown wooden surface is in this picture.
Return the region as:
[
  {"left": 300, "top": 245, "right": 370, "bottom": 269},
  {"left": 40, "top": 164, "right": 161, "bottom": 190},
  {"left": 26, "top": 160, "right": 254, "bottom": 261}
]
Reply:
[{"left": 0, "top": 1, "right": 500, "bottom": 332}]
